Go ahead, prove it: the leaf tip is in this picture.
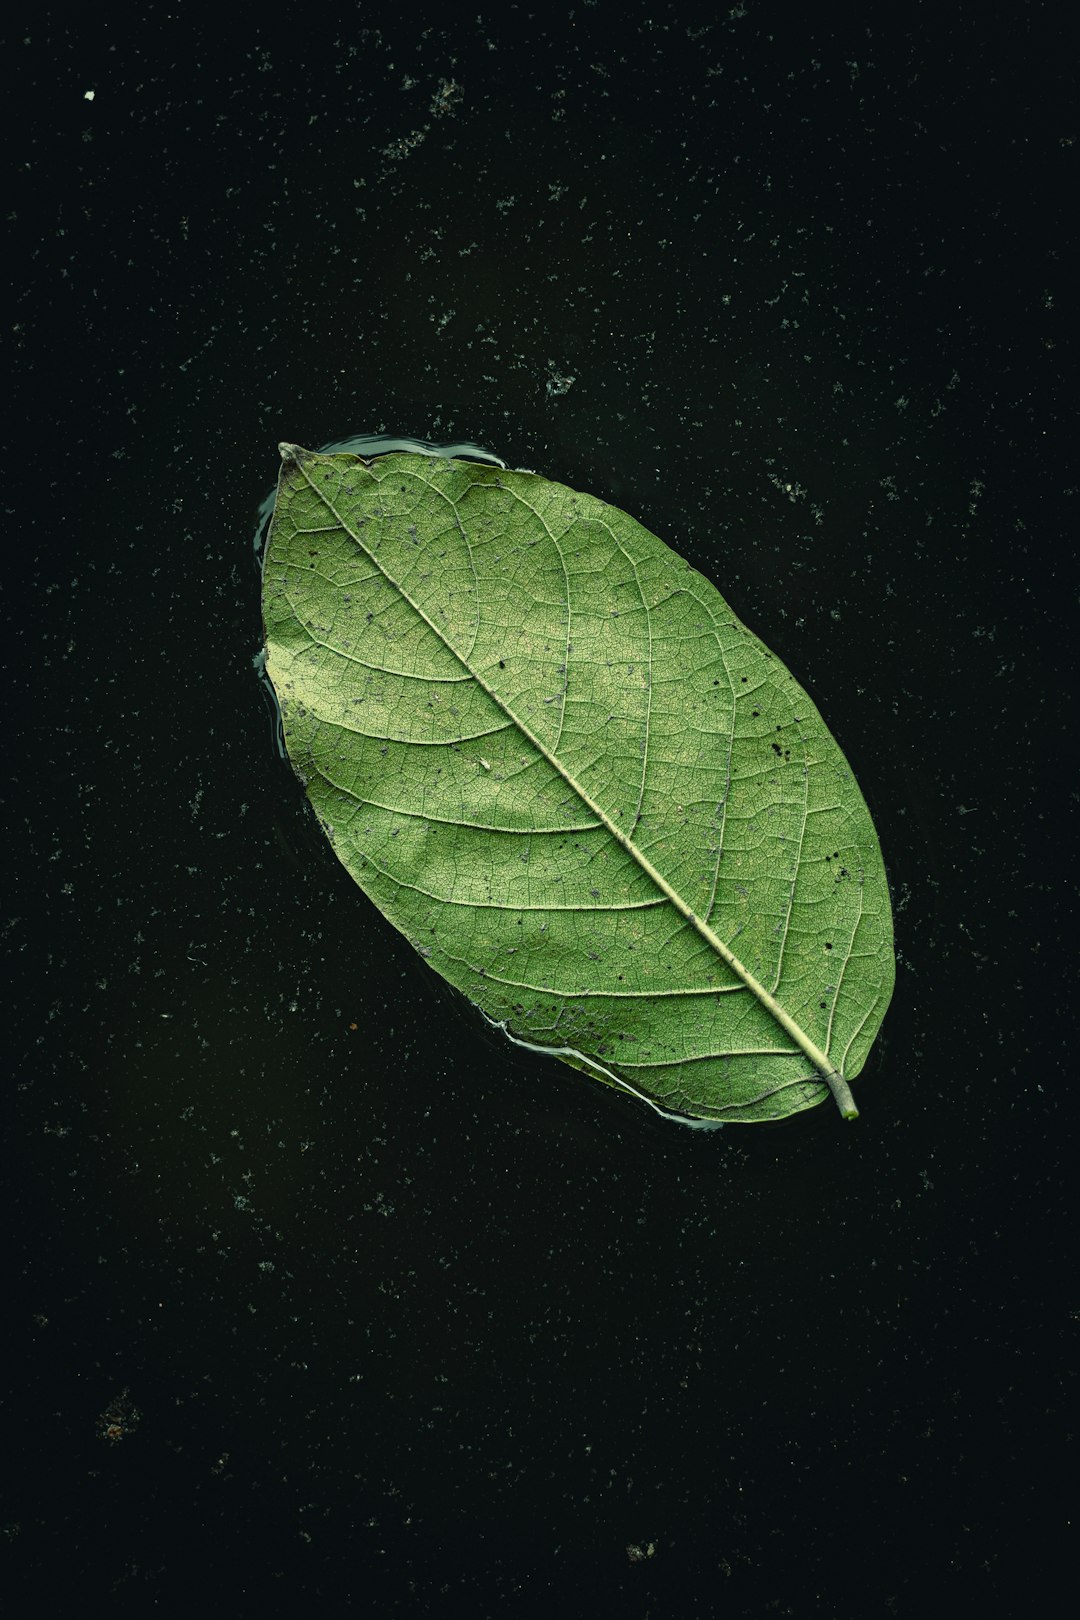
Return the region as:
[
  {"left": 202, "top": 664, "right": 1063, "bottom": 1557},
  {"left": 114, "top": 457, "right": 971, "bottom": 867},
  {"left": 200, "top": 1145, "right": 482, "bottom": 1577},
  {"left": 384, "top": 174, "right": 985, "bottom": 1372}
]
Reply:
[{"left": 278, "top": 442, "right": 310, "bottom": 465}]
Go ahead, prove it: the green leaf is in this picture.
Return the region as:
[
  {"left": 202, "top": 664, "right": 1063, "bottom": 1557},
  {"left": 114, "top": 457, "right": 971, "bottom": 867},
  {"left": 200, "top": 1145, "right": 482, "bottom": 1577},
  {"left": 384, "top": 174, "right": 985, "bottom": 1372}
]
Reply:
[{"left": 262, "top": 446, "right": 894, "bottom": 1125}]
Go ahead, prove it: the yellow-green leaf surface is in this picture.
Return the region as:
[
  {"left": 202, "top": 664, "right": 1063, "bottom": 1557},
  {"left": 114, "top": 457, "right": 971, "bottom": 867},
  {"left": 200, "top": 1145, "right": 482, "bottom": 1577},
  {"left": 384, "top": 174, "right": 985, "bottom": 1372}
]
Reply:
[{"left": 262, "top": 447, "right": 894, "bottom": 1125}]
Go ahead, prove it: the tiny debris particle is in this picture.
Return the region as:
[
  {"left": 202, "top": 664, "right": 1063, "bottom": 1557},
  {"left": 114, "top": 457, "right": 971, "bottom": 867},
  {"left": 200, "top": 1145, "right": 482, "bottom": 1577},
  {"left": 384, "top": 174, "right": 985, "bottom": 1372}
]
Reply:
[
  {"left": 626, "top": 1541, "right": 657, "bottom": 1563},
  {"left": 96, "top": 1388, "right": 139, "bottom": 1444}
]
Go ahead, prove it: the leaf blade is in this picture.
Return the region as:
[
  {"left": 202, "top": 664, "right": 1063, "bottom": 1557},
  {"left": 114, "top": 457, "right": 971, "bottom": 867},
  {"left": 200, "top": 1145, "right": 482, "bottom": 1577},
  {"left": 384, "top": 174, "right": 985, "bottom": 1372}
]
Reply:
[{"left": 263, "top": 447, "right": 894, "bottom": 1124}]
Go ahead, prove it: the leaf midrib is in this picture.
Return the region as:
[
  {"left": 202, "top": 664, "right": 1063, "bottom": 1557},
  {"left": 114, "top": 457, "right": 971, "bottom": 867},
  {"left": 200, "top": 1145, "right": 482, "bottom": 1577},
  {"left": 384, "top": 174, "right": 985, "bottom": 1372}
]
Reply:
[{"left": 281, "top": 446, "right": 857, "bottom": 1115}]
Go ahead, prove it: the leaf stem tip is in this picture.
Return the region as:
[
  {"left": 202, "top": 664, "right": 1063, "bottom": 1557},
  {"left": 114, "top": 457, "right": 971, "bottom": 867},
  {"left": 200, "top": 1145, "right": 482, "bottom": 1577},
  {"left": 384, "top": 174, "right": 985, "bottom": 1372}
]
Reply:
[{"left": 824, "top": 1068, "right": 859, "bottom": 1121}]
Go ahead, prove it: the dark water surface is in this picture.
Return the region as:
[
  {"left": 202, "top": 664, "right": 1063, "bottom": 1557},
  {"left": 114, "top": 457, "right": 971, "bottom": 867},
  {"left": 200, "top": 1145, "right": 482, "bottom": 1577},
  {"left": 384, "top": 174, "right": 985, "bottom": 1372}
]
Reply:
[{"left": 5, "top": 8, "right": 1074, "bottom": 1616}]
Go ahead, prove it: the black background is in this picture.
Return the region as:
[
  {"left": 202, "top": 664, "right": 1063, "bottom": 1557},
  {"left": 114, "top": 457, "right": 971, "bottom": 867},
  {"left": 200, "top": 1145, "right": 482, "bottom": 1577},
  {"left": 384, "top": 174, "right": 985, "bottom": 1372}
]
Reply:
[{"left": 5, "top": 5, "right": 1076, "bottom": 1616}]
